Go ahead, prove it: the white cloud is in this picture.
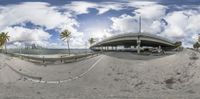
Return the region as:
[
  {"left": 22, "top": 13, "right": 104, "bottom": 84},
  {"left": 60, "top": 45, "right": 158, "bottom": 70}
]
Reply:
[
  {"left": 5, "top": 28, "right": 85, "bottom": 49},
  {"left": 81, "top": 24, "right": 112, "bottom": 46},
  {"left": 134, "top": 4, "right": 167, "bottom": 19},
  {"left": 63, "top": 1, "right": 125, "bottom": 15},
  {"left": 0, "top": 1, "right": 200, "bottom": 48},
  {"left": 110, "top": 14, "right": 165, "bottom": 34},
  {"left": 0, "top": 2, "right": 78, "bottom": 30},
  {"left": 187, "top": 14, "right": 200, "bottom": 33},
  {"left": 162, "top": 11, "right": 189, "bottom": 39},
  {"left": 125, "top": 1, "right": 167, "bottom": 19},
  {"left": 110, "top": 14, "right": 140, "bottom": 33},
  {"left": 0, "top": 2, "right": 85, "bottom": 48},
  {"left": 127, "top": 1, "right": 156, "bottom": 7},
  {"left": 162, "top": 10, "right": 200, "bottom": 46},
  {"left": 89, "top": 28, "right": 112, "bottom": 41},
  {"left": 3, "top": 26, "right": 51, "bottom": 42},
  {"left": 96, "top": 2, "right": 124, "bottom": 14},
  {"left": 164, "top": 10, "right": 200, "bottom": 46},
  {"left": 149, "top": 20, "right": 163, "bottom": 33},
  {"left": 109, "top": 2, "right": 168, "bottom": 34},
  {"left": 109, "top": 8, "right": 200, "bottom": 47},
  {"left": 63, "top": 1, "right": 97, "bottom": 15},
  {"left": 63, "top": 1, "right": 200, "bottom": 47},
  {"left": 69, "top": 31, "right": 85, "bottom": 48}
]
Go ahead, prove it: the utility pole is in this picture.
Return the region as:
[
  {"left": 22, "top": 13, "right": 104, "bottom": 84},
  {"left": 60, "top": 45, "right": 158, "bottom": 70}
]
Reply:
[
  {"left": 137, "top": 16, "right": 141, "bottom": 54},
  {"left": 139, "top": 16, "right": 142, "bottom": 33}
]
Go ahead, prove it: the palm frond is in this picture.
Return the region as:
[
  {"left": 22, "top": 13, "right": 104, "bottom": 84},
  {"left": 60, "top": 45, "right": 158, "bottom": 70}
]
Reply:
[
  {"left": 88, "top": 38, "right": 95, "bottom": 45},
  {"left": 60, "top": 29, "right": 71, "bottom": 41},
  {"left": 0, "top": 32, "right": 10, "bottom": 46}
]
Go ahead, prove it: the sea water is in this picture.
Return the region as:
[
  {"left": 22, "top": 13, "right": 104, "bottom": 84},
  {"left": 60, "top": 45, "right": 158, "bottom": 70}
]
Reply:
[{"left": 6, "top": 49, "right": 91, "bottom": 55}]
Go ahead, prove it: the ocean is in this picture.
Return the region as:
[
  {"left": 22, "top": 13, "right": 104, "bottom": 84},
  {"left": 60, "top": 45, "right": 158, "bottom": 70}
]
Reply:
[{"left": 6, "top": 49, "right": 91, "bottom": 55}]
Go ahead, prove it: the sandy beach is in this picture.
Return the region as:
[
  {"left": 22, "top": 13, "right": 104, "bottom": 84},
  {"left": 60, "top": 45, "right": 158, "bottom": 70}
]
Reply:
[{"left": 0, "top": 49, "right": 200, "bottom": 99}]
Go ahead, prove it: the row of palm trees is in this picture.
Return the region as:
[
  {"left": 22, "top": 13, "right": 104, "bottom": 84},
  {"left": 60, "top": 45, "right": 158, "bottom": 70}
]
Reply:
[{"left": 0, "top": 29, "right": 95, "bottom": 55}]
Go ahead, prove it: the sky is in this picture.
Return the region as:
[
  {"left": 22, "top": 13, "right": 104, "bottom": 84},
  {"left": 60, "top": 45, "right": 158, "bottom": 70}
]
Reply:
[{"left": 0, "top": 0, "right": 200, "bottom": 48}]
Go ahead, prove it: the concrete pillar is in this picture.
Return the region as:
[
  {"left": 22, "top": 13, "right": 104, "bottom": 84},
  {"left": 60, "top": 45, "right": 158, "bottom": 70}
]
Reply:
[
  {"left": 137, "top": 37, "right": 141, "bottom": 54},
  {"left": 43, "top": 56, "right": 45, "bottom": 64},
  {"left": 158, "top": 46, "right": 161, "bottom": 53},
  {"left": 61, "top": 56, "right": 63, "bottom": 63}
]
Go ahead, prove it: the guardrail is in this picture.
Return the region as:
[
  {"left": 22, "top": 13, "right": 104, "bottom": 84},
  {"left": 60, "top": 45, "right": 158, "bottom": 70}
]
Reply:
[{"left": 6, "top": 52, "right": 100, "bottom": 64}]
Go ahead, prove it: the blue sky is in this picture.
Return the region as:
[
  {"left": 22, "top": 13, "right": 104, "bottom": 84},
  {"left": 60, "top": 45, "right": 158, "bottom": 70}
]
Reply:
[
  {"left": 0, "top": 0, "right": 200, "bottom": 48},
  {"left": 1, "top": 0, "right": 200, "bottom": 5}
]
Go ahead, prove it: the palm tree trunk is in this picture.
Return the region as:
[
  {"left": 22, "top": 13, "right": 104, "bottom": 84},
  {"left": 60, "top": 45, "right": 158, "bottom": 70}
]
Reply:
[
  {"left": 5, "top": 43, "right": 7, "bottom": 54},
  {"left": 67, "top": 40, "right": 70, "bottom": 55},
  {"left": 0, "top": 46, "right": 2, "bottom": 53}
]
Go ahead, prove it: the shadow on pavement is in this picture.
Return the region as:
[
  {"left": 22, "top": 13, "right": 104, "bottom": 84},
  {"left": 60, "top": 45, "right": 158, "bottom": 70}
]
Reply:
[{"left": 103, "top": 51, "right": 177, "bottom": 60}]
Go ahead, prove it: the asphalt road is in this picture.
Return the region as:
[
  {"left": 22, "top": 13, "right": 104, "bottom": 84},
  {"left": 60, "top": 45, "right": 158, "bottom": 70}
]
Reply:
[
  {"left": 1, "top": 50, "right": 200, "bottom": 99},
  {"left": 4, "top": 54, "right": 103, "bottom": 81}
]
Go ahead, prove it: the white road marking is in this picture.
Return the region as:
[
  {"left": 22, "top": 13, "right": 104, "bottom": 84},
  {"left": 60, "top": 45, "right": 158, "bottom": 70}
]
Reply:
[
  {"left": 78, "top": 56, "right": 103, "bottom": 78},
  {"left": 6, "top": 55, "right": 104, "bottom": 84}
]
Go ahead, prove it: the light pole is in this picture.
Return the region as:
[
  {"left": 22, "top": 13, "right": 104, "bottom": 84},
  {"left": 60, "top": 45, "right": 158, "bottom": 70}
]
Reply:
[
  {"left": 137, "top": 15, "right": 142, "bottom": 54},
  {"left": 85, "top": 41, "right": 88, "bottom": 54}
]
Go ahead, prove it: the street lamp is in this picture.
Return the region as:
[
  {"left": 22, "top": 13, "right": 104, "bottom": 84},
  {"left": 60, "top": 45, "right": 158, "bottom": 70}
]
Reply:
[{"left": 137, "top": 15, "right": 142, "bottom": 54}]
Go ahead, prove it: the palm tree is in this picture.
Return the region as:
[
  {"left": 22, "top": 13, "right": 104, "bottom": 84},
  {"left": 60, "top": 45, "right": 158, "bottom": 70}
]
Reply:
[
  {"left": 0, "top": 34, "right": 3, "bottom": 52},
  {"left": 88, "top": 37, "right": 95, "bottom": 46},
  {"left": 60, "top": 29, "right": 71, "bottom": 55},
  {"left": 193, "top": 42, "right": 200, "bottom": 50},
  {"left": 193, "top": 34, "right": 200, "bottom": 51},
  {"left": 175, "top": 41, "right": 182, "bottom": 47},
  {"left": 0, "top": 32, "right": 10, "bottom": 54},
  {"left": 0, "top": 34, "right": 2, "bottom": 47}
]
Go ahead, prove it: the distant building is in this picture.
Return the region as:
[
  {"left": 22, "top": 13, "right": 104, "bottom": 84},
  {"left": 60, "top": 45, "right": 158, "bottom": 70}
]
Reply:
[
  {"left": 24, "top": 43, "right": 43, "bottom": 49},
  {"left": 32, "top": 44, "right": 37, "bottom": 49}
]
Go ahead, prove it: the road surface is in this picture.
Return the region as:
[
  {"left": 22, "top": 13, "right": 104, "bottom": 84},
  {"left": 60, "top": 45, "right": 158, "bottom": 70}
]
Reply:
[{"left": 0, "top": 50, "right": 200, "bottom": 99}]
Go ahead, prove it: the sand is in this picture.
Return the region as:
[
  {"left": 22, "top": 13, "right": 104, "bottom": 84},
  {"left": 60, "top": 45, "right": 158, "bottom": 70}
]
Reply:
[{"left": 0, "top": 49, "right": 200, "bottom": 99}]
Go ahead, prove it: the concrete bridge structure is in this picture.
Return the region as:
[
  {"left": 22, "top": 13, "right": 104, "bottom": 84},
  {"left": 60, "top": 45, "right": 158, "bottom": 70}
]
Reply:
[{"left": 90, "top": 33, "right": 177, "bottom": 53}]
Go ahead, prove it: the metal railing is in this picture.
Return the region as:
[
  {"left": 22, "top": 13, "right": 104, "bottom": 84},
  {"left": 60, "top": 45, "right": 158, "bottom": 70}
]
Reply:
[{"left": 6, "top": 52, "right": 99, "bottom": 64}]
